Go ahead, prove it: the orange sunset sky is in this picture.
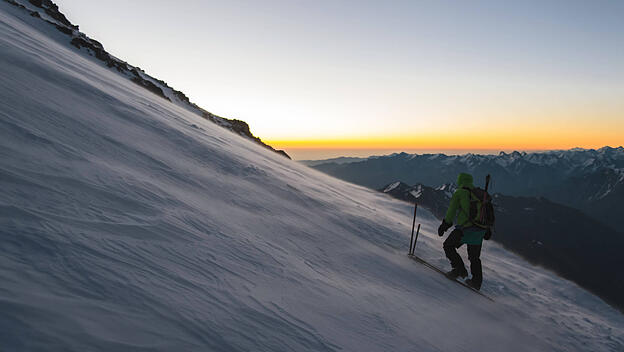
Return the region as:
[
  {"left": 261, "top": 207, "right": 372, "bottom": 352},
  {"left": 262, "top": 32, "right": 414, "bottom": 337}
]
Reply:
[{"left": 54, "top": 0, "right": 623, "bottom": 159}]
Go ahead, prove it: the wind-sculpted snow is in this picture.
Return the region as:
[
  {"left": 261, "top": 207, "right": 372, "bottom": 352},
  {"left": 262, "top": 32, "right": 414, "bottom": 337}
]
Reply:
[{"left": 1, "top": 4, "right": 623, "bottom": 351}]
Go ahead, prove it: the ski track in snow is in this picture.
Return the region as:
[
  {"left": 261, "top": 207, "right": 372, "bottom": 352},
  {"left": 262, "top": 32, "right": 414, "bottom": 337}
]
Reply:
[{"left": 0, "top": 3, "right": 623, "bottom": 351}]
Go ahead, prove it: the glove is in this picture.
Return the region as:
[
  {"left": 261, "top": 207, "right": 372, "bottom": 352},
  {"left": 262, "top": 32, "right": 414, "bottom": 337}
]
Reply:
[
  {"left": 438, "top": 220, "right": 452, "bottom": 237},
  {"left": 484, "top": 228, "right": 492, "bottom": 240}
]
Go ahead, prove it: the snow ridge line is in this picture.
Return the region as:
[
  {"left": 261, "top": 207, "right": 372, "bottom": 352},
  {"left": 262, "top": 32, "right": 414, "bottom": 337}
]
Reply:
[{"left": 2, "top": 0, "right": 290, "bottom": 159}]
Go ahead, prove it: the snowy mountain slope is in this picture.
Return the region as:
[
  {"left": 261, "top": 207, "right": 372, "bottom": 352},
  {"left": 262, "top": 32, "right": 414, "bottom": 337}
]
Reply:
[
  {"left": 1, "top": 3, "right": 623, "bottom": 351},
  {"left": 2, "top": 0, "right": 289, "bottom": 159}
]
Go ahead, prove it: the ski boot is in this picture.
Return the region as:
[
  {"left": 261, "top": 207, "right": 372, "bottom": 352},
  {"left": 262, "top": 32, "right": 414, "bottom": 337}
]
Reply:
[{"left": 445, "top": 267, "right": 468, "bottom": 279}]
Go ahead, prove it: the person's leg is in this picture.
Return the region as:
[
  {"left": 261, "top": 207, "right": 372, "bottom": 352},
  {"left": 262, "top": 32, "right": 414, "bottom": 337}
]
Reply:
[
  {"left": 467, "top": 244, "right": 482, "bottom": 287},
  {"left": 443, "top": 228, "right": 467, "bottom": 276}
]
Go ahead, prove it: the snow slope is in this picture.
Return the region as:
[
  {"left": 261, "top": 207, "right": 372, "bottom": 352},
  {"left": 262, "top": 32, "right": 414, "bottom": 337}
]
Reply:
[{"left": 1, "top": 3, "right": 623, "bottom": 351}]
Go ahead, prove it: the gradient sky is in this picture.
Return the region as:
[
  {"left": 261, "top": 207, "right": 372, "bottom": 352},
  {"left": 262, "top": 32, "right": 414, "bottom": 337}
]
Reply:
[{"left": 54, "top": 0, "right": 623, "bottom": 158}]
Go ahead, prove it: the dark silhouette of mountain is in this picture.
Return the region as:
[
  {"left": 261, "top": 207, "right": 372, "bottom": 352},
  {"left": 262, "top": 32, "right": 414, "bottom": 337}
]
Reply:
[
  {"left": 381, "top": 181, "right": 624, "bottom": 312},
  {"left": 5, "top": 0, "right": 289, "bottom": 159},
  {"left": 311, "top": 147, "right": 624, "bottom": 230}
]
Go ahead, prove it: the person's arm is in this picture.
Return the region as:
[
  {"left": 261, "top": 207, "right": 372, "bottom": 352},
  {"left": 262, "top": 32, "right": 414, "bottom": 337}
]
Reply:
[{"left": 438, "top": 190, "right": 459, "bottom": 236}]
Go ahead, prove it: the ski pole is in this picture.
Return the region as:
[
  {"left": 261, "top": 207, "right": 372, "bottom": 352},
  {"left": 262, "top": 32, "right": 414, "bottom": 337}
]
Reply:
[
  {"left": 412, "top": 223, "right": 421, "bottom": 254},
  {"left": 409, "top": 203, "right": 417, "bottom": 255}
]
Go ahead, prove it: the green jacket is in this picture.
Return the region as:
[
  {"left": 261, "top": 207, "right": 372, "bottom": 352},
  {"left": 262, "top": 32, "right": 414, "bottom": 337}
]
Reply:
[
  {"left": 444, "top": 173, "right": 485, "bottom": 245},
  {"left": 444, "top": 173, "right": 475, "bottom": 227}
]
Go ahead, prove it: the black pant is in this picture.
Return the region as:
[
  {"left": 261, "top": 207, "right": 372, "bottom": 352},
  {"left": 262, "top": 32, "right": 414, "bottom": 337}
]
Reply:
[{"left": 443, "top": 228, "right": 482, "bottom": 284}]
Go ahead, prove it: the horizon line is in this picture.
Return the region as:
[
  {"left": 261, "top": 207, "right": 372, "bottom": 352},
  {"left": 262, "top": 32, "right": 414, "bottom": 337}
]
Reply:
[{"left": 283, "top": 145, "right": 623, "bottom": 161}]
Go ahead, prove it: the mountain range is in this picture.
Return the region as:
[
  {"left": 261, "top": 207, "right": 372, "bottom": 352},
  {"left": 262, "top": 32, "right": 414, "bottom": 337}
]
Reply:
[{"left": 307, "top": 147, "right": 624, "bottom": 230}]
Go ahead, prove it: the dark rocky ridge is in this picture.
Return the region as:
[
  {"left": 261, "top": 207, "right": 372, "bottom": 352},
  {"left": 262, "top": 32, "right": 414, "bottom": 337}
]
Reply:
[{"left": 5, "top": 0, "right": 290, "bottom": 159}]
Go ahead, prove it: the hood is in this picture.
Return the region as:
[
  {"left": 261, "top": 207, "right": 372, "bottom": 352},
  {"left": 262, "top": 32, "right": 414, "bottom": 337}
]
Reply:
[{"left": 457, "top": 173, "right": 474, "bottom": 189}]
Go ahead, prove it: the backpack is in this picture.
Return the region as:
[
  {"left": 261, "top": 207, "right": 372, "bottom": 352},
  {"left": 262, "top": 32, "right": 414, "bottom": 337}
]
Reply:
[{"left": 463, "top": 187, "right": 495, "bottom": 229}]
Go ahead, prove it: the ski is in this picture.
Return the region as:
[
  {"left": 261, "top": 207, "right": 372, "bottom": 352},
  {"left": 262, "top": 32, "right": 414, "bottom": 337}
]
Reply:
[{"left": 408, "top": 254, "right": 494, "bottom": 302}]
